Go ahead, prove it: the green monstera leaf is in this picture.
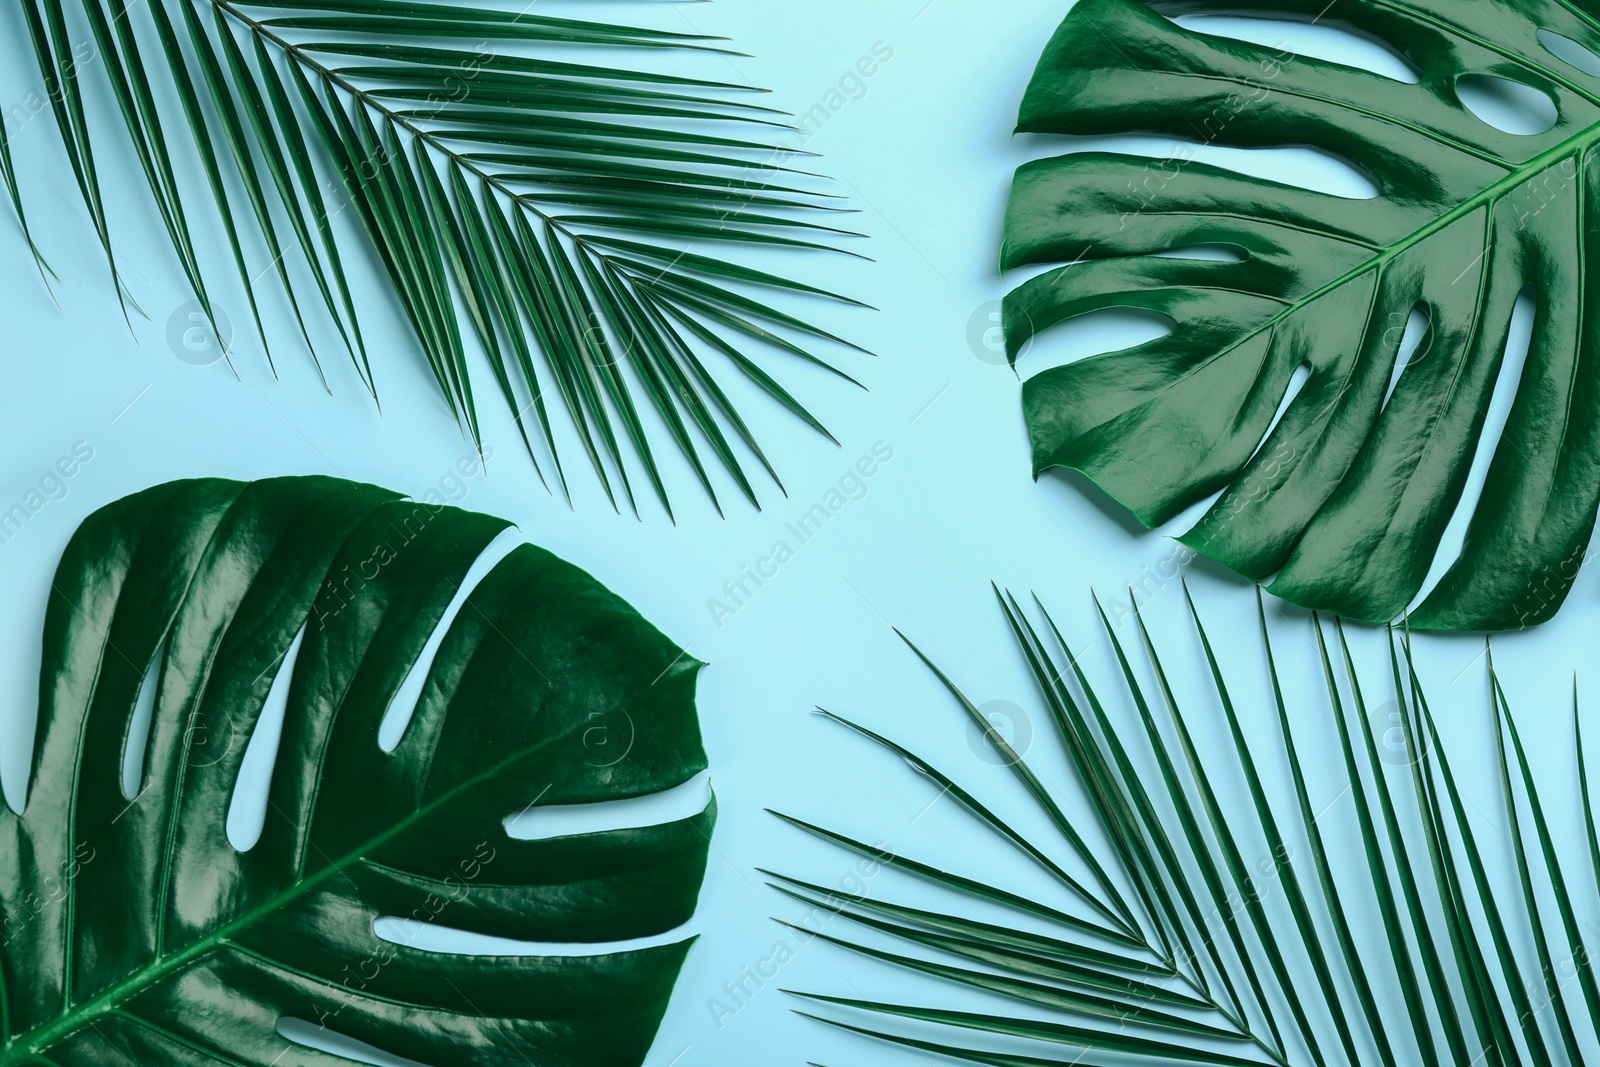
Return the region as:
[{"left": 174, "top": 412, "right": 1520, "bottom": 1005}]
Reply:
[
  {"left": 1003, "top": 0, "right": 1600, "bottom": 630},
  {"left": 0, "top": 476, "right": 713, "bottom": 1066}
]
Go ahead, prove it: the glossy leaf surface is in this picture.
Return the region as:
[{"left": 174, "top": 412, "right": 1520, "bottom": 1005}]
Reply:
[
  {"left": 1004, "top": 0, "right": 1600, "bottom": 629},
  {"left": 0, "top": 475, "right": 712, "bottom": 1066}
]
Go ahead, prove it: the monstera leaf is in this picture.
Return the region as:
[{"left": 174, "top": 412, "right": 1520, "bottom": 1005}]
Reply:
[
  {"left": 0, "top": 476, "right": 713, "bottom": 1066},
  {"left": 1003, "top": 0, "right": 1600, "bottom": 630},
  {"left": 779, "top": 589, "right": 1600, "bottom": 1067}
]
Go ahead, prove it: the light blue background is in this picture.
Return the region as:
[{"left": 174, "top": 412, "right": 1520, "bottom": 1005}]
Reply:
[{"left": 2, "top": 2, "right": 1598, "bottom": 1065}]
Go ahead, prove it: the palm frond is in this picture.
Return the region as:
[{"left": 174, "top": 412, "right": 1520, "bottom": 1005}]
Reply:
[
  {"left": 778, "top": 586, "right": 1600, "bottom": 1066},
  {"left": 5, "top": 0, "right": 869, "bottom": 516}
]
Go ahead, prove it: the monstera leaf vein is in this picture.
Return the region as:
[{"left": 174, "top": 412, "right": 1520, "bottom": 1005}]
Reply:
[{"left": 34, "top": 705, "right": 604, "bottom": 1061}]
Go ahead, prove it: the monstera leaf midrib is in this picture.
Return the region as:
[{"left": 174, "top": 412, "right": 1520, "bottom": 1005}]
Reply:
[
  {"left": 7, "top": 724, "right": 568, "bottom": 1061},
  {"left": 1091, "top": 138, "right": 1577, "bottom": 404}
]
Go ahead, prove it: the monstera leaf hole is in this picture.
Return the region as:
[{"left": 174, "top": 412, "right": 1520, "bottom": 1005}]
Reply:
[
  {"left": 276, "top": 1018, "right": 425, "bottom": 1067},
  {"left": 504, "top": 773, "right": 714, "bottom": 842},
  {"left": 214, "top": 517, "right": 697, "bottom": 855},
  {"left": 1381, "top": 305, "right": 1432, "bottom": 410},
  {"left": 226, "top": 623, "right": 308, "bottom": 852},
  {"left": 1175, "top": 313, "right": 1421, "bottom": 572},
  {"left": 120, "top": 640, "right": 165, "bottom": 802},
  {"left": 376, "top": 527, "right": 526, "bottom": 753},
  {"left": 1140, "top": 139, "right": 1381, "bottom": 199},
  {"left": 222, "top": 524, "right": 529, "bottom": 852},
  {"left": 366, "top": 917, "right": 696, "bottom": 959},
  {"left": 1173, "top": 13, "right": 1420, "bottom": 83},
  {"left": 1166, "top": 360, "right": 1312, "bottom": 533},
  {"left": 1541, "top": 29, "right": 1600, "bottom": 77},
  {"left": 1456, "top": 75, "right": 1560, "bottom": 135},
  {"left": 1406, "top": 286, "right": 1539, "bottom": 611},
  {"left": 1153, "top": 244, "right": 1248, "bottom": 262},
  {"left": 1266, "top": 363, "right": 1312, "bottom": 442},
  {"left": 1018, "top": 307, "right": 1176, "bottom": 376},
  {"left": 1177, "top": 290, "right": 1532, "bottom": 598}
]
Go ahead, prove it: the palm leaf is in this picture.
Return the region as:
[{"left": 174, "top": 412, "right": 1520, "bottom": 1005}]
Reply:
[
  {"left": 778, "top": 585, "right": 1600, "bottom": 1066},
  {"left": 5, "top": 1, "right": 869, "bottom": 516},
  {"left": 1002, "top": 0, "right": 1600, "bottom": 629},
  {"left": 0, "top": 475, "right": 713, "bottom": 1065}
]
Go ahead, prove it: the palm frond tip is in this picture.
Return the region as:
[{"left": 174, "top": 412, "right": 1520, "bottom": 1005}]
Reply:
[
  {"left": 5, "top": 0, "right": 870, "bottom": 515},
  {"left": 779, "top": 586, "right": 1600, "bottom": 1067}
]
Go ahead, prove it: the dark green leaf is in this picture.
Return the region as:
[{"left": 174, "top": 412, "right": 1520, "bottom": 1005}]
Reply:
[
  {"left": 1004, "top": 0, "right": 1600, "bottom": 628},
  {"left": 0, "top": 475, "right": 712, "bottom": 1066}
]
